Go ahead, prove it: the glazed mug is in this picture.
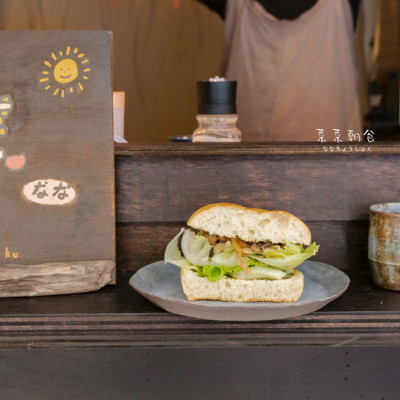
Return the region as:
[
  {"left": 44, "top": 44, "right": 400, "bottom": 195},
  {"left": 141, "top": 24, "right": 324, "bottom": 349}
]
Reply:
[{"left": 369, "top": 203, "right": 400, "bottom": 290}]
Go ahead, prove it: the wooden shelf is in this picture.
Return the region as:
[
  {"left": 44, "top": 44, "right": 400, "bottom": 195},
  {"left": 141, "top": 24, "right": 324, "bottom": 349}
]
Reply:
[
  {"left": 0, "top": 143, "right": 399, "bottom": 349},
  {"left": 115, "top": 142, "right": 400, "bottom": 155}
]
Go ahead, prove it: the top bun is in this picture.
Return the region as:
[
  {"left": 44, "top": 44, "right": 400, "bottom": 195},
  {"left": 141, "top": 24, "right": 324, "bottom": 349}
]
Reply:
[{"left": 187, "top": 203, "right": 311, "bottom": 245}]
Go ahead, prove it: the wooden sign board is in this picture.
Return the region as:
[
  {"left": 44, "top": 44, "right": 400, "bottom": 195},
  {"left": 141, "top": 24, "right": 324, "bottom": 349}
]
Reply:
[{"left": 0, "top": 31, "right": 115, "bottom": 297}]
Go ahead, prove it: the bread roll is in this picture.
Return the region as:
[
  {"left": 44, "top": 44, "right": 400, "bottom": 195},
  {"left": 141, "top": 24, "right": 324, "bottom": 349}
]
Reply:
[
  {"left": 188, "top": 203, "right": 311, "bottom": 245},
  {"left": 181, "top": 268, "right": 304, "bottom": 303}
]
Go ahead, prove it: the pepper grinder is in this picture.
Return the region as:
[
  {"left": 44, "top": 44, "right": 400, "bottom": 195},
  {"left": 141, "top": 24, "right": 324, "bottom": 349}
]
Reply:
[{"left": 192, "top": 77, "right": 242, "bottom": 142}]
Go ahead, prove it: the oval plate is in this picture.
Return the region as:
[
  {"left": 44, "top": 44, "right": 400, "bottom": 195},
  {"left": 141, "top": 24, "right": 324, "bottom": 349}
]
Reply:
[{"left": 129, "top": 261, "right": 350, "bottom": 321}]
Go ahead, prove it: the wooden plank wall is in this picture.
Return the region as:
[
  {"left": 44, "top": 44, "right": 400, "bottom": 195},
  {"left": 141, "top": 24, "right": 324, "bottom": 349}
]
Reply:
[
  {"left": 115, "top": 148, "right": 400, "bottom": 276},
  {"left": 0, "top": 0, "right": 224, "bottom": 143}
]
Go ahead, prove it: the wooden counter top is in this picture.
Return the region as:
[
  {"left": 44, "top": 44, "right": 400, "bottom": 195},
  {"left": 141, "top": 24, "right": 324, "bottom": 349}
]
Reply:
[{"left": 0, "top": 268, "right": 399, "bottom": 349}]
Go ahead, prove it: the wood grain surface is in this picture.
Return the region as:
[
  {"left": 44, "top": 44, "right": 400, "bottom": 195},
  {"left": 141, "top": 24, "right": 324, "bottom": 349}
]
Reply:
[
  {"left": 0, "top": 260, "right": 115, "bottom": 297},
  {"left": 115, "top": 142, "right": 400, "bottom": 155},
  {"left": 0, "top": 310, "right": 399, "bottom": 348},
  {"left": 0, "top": 31, "right": 116, "bottom": 293},
  {"left": 115, "top": 147, "right": 400, "bottom": 223}
]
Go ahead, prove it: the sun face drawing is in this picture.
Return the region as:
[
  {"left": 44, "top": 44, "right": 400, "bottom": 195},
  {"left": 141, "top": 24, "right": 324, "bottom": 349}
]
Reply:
[{"left": 39, "top": 46, "right": 91, "bottom": 98}]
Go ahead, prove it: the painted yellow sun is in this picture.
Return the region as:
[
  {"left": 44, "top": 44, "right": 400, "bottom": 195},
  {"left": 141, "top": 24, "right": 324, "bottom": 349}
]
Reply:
[{"left": 39, "top": 46, "right": 91, "bottom": 98}]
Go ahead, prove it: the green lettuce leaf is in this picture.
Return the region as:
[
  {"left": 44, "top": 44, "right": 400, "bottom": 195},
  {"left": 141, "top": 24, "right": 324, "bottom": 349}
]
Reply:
[
  {"left": 263, "top": 243, "right": 302, "bottom": 258},
  {"left": 198, "top": 264, "right": 242, "bottom": 282},
  {"left": 249, "top": 242, "right": 319, "bottom": 271}
]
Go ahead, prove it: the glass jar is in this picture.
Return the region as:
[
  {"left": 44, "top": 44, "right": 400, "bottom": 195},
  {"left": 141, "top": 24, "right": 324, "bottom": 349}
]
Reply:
[{"left": 192, "top": 114, "right": 242, "bottom": 142}]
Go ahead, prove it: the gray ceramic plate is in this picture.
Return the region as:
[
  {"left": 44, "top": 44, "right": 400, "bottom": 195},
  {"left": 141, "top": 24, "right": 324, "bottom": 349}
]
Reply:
[{"left": 129, "top": 261, "right": 350, "bottom": 321}]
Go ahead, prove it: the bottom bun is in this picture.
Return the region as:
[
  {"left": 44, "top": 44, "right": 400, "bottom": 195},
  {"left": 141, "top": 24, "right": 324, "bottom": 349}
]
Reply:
[{"left": 181, "top": 268, "right": 304, "bottom": 303}]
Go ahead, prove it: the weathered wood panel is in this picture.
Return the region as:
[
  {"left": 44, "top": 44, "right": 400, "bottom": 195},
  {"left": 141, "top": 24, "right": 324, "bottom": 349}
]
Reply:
[
  {"left": 0, "top": 31, "right": 116, "bottom": 293},
  {"left": 115, "top": 151, "right": 400, "bottom": 223},
  {"left": 0, "top": 31, "right": 115, "bottom": 266}
]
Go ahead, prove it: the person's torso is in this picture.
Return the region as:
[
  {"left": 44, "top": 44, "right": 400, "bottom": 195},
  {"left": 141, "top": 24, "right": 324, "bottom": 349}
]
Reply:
[{"left": 222, "top": 0, "right": 362, "bottom": 141}]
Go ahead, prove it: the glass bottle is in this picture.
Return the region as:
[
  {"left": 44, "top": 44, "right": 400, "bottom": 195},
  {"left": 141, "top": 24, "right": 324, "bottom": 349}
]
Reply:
[{"left": 192, "top": 77, "right": 242, "bottom": 143}]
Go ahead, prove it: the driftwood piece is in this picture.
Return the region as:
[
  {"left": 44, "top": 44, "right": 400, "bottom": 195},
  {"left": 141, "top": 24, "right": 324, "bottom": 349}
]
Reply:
[{"left": 0, "top": 260, "right": 115, "bottom": 297}]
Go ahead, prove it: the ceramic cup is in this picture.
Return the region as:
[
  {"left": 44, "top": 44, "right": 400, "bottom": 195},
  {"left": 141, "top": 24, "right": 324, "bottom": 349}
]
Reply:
[{"left": 369, "top": 203, "right": 400, "bottom": 290}]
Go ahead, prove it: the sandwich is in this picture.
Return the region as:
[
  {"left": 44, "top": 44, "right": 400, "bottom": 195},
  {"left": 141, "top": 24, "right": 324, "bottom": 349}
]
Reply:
[{"left": 164, "top": 203, "right": 319, "bottom": 303}]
